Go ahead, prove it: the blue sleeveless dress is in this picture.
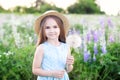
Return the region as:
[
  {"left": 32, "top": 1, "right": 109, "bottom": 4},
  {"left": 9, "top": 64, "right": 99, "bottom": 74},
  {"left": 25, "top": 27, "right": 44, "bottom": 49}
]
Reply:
[{"left": 37, "top": 42, "right": 69, "bottom": 80}]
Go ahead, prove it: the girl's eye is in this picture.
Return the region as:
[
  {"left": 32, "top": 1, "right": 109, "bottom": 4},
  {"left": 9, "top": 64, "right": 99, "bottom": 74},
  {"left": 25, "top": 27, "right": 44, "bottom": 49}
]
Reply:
[
  {"left": 45, "top": 26, "right": 50, "bottom": 29},
  {"left": 53, "top": 26, "right": 58, "bottom": 28}
]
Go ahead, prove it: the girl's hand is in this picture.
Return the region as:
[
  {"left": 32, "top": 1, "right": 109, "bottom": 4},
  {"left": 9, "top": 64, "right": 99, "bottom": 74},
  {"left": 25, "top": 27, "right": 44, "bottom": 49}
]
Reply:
[
  {"left": 66, "top": 56, "right": 74, "bottom": 65},
  {"left": 52, "top": 70, "right": 65, "bottom": 78}
]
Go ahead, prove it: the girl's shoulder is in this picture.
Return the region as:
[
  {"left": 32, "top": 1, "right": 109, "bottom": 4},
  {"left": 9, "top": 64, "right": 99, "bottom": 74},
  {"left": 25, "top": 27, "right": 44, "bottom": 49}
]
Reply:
[
  {"left": 36, "top": 44, "right": 44, "bottom": 51},
  {"left": 37, "top": 42, "right": 49, "bottom": 51},
  {"left": 37, "top": 42, "right": 46, "bottom": 47}
]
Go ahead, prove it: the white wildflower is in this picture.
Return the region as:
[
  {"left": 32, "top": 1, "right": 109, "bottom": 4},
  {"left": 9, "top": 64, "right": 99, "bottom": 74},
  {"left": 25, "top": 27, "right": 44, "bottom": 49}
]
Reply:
[
  {"left": 0, "top": 26, "right": 4, "bottom": 40},
  {"left": 118, "top": 72, "right": 120, "bottom": 75},
  {"left": 29, "top": 36, "right": 33, "bottom": 44},
  {"left": 66, "top": 34, "right": 82, "bottom": 48},
  {"left": 12, "top": 25, "right": 23, "bottom": 48},
  {"left": 3, "top": 51, "right": 13, "bottom": 56}
]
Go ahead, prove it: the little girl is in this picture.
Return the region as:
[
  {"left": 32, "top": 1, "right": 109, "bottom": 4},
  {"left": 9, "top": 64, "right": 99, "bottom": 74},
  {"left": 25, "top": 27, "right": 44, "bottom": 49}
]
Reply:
[{"left": 32, "top": 10, "right": 74, "bottom": 80}]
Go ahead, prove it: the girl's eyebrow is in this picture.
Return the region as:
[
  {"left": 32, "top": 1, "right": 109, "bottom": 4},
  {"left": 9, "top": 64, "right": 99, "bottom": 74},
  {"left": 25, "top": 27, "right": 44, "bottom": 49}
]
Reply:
[
  {"left": 45, "top": 25, "right": 58, "bottom": 27},
  {"left": 45, "top": 26, "right": 50, "bottom": 27},
  {"left": 44, "top": 26, "right": 49, "bottom": 29}
]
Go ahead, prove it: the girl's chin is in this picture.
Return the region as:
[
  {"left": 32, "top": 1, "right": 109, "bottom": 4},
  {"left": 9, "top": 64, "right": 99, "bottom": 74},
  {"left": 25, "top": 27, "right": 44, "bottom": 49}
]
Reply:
[{"left": 48, "top": 38, "right": 58, "bottom": 40}]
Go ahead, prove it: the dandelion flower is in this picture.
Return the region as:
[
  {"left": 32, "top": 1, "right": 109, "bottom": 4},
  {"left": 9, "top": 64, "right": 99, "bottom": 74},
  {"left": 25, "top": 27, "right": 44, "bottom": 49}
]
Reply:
[{"left": 66, "top": 34, "right": 82, "bottom": 48}]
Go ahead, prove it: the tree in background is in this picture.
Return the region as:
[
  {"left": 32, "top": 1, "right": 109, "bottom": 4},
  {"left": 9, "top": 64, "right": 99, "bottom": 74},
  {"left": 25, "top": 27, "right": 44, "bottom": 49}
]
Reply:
[
  {"left": 0, "top": 5, "right": 6, "bottom": 12},
  {"left": 0, "top": 0, "right": 104, "bottom": 14},
  {"left": 34, "top": 0, "right": 45, "bottom": 9},
  {"left": 67, "top": 0, "right": 104, "bottom": 14},
  {"left": 33, "top": 0, "right": 64, "bottom": 13},
  {"left": 6, "top": 0, "right": 64, "bottom": 13}
]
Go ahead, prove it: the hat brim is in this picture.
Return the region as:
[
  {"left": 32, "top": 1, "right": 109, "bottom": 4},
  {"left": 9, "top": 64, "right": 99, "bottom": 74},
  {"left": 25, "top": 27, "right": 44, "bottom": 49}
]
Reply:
[{"left": 34, "top": 10, "right": 69, "bottom": 35}]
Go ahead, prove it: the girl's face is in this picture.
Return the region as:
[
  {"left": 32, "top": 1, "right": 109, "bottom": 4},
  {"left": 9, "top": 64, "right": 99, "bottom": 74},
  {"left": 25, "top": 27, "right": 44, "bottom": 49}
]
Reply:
[{"left": 44, "top": 18, "right": 60, "bottom": 40}]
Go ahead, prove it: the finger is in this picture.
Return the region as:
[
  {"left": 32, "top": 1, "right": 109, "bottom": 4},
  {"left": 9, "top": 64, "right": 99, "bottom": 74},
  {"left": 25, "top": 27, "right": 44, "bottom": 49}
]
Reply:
[
  {"left": 58, "top": 74, "right": 62, "bottom": 78},
  {"left": 68, "top": 57, "right": 74, "bottom": 60},
  {"left": 67, "top": 59, "right": 74, "bottom": 62},
  {"left": 58, "top": 72, "right": 64, "bottom": 78},
  {"left": 67, "top": 60, "right": 74, "bottom": 64}
]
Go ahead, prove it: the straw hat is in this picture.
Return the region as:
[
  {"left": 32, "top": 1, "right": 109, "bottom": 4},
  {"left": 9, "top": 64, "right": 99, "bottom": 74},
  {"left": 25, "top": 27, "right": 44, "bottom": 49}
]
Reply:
[{"left": 34, "top": 10, "right": 69, "bottom": 35}]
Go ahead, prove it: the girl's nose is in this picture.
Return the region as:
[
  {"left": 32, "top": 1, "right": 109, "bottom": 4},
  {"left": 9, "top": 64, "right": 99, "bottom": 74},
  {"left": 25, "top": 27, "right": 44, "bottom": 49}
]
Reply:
[{"left": 50, "top": 28, "right": 54, "bottom": 32}]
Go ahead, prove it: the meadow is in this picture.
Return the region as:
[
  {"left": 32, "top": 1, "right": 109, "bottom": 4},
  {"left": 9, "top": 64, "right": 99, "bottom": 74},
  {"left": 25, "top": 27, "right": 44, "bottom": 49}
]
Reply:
[{"left": 0, "top": 13, "right": 120, "bottom": 80}]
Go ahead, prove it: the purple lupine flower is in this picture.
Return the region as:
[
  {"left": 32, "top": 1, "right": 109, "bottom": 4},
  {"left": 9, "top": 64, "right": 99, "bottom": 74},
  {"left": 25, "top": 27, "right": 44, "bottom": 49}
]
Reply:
[
  {"left": 93, "top": 31, "right": 99, "bottom": 43},
  {"left": 109, "top": 35, "right": 115, "bottom": 43},
  {"left": 98, "top": 29, "right": 103, "bottom": 37},
  {"left": 100, "top": 18, "right": 105, "bottom": 29},
  {"left": 107, "top": 18, "right": 113, "bottom": 28},
  {"left": 90, "top": 29, "right": 94, "bottom": 35},
  {"left": 68, "top": 28, "right": 80, "bottom": 35},
  {"left": 94, "top": 43, "right": 98, "bottom": 55},
  {"left": 68, "top": 29, "right": 74, "bottom": 35},
  {"left": 101, "top": 45, "right": 107, "bottom": 54},
  {"left": 86, "top": 32, "right": 91, "bottom": 42},
  {"left": 84, "top": 50, "right": 90, "bottom": 62}
]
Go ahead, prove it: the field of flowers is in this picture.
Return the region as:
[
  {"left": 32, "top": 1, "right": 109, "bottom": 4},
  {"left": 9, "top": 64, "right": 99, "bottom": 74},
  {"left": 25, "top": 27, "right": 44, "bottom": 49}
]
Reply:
[{"left": 0, "top": 13, "right": 120, "bottom": 80}]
